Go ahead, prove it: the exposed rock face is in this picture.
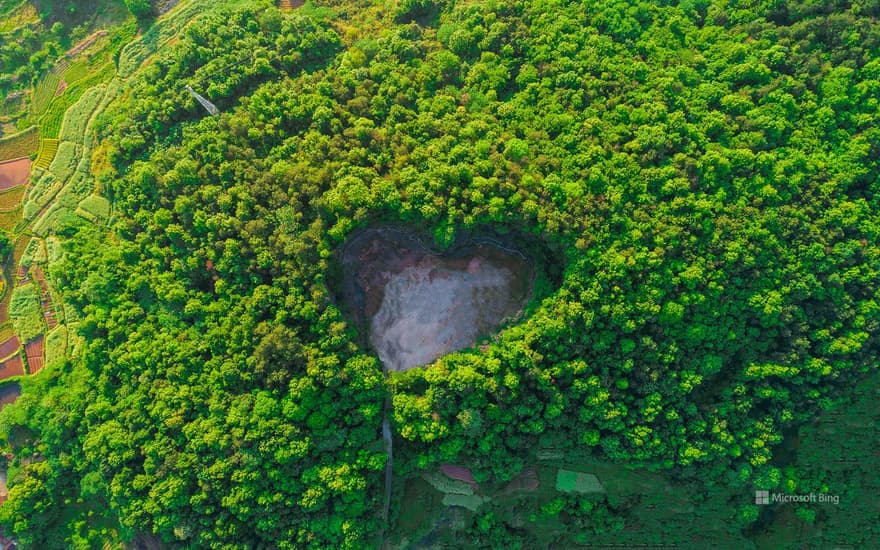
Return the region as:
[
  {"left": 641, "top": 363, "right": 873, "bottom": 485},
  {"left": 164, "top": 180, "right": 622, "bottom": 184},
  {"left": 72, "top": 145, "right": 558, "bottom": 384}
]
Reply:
[{"left": 340, "top": 228, "right": 533, "bottom": 372}]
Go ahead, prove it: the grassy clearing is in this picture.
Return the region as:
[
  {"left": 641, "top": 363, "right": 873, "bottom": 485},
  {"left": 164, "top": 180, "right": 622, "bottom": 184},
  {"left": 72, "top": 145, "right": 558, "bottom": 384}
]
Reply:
[
  {"left": 25, "top": 141, "right": 79, "bottom": 220},
  {"left": 555, "top": 469, "right": 605, "bottom": 493},
  {"left": 34, "top": 139, "right": 59, "bottom": 169},
  {"left": 76, "top": 194, "right": 110, "bottom": 221},
  {"left": 0, "top": 186, "right": 26, "bottom": 211},
  {"left": 61, "top": 60, "right": 90, "bottom": 84},
  {"left": 0, "top": 127, "right": 39, "bottom": 162},
  {"left": 10, "top": 283, "right": 42, "bottom": 342}
]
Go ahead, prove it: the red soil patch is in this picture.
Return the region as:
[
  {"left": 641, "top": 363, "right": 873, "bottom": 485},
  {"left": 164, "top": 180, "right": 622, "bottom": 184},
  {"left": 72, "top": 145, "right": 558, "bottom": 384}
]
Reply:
[
  {"left": 25, "top": 336, "right": 44, "bottom": 374},
  {"left": 440, "top": 464, "right": 476, "bottom": 484},
  {"left": 278, "top": 0, "right": 304, "bottom": 8},
  {"left": 0, "top": 355, "right": 24, "bottom": 380},
  {"left": 502, "top": 467, "right": 540, "bottom": 494},
  {"left": 16, "top": 265, "right": 29, "bottom": 285},
  {"left": 0, "top": 157, "right": 31, "bottom": 190},
  {"left": 55, "top": 79, "right": 68, "bottom": 97},
  {"left": 0, "top": 336, "right": 20, "bottom": 360},
  {"left": 32, "top": 266, "right": 58, "bottom": 330}
]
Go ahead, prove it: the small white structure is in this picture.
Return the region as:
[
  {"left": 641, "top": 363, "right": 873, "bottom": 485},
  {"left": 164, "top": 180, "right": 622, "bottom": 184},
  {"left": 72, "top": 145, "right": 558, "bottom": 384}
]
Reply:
[{"left": 184, "top": 85, "right": 219, "bottom": 116}]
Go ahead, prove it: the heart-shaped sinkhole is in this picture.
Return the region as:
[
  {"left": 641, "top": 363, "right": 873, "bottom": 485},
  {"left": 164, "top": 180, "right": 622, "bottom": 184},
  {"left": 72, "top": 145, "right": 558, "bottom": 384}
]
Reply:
[{"left": 337, "top": 228, "right": 534, "bottom": 372}]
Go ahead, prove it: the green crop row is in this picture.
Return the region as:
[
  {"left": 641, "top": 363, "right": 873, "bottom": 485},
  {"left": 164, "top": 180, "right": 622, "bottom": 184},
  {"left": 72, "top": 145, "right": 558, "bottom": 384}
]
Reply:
[
  {"left": 59, "top": 85, "right": 105, "bottom": 143},
  {"left": 33, "top": 167, "right": 94, "bottom": 236},
  {"left": 421, "top": 471, "right": 474, "bottom": 496},
  {"left": 39, "top": 63, "right": 115, "bottom": 139},
  {"left": 31, "top": 71, "right": 61, "bottom": 117},
  {"left": 118, "top": 1, "right": 203, "bottom": 77},
  {"left": 23, "top": 140, "right": 78, "bottom": 221},
  {"left": 0, "top": 127, "right": 39, "bottom": 161}
]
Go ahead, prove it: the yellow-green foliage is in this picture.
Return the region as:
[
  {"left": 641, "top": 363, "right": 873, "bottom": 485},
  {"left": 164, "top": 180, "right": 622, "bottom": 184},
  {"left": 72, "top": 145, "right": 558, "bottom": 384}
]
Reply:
[
  {"left": 0, "top": 322, "right": 15, "bottom": 343},
  {"left": 45, "top": 325, "right": 68, "bottom": 367},
  {"left": 421, "top": 471, "right": 474, "bottom": 496},
  {"left": 34, "top": 138, "right": 59, "bottom": 169},
  {"left": 59, "top": 85, "right": 105, "bottom": 143},
  {"left": 0, "top": 127, "right": 39, "bottom": 161},
  {"left": 76, "top": 194, "right": 110, "bottom": 221},
  {"left": 9, "top": 283, "right": 42, "bottom": 341}
]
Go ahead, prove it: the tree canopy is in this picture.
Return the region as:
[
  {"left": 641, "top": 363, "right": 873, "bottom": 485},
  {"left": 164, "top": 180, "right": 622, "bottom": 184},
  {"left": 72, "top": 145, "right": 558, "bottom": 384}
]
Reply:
[{"left": 0, "top": 0, "right": 877, "bottom": 547}]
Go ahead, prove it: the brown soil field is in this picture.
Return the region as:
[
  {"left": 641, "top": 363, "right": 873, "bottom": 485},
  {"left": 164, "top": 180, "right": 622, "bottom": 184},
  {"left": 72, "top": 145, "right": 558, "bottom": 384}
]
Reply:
[
  {"left": 0, "top": 186, "right": 26, "bottom": 211},
  {"left": 0, "top": 355, "right": 24, "bottom": 380},
  {"left": 0, "top": 157, "right": 30, "bottom": 190},
  {"left": 0, "top": 336, "right": 20, "bottom": 360},
  {"left": 25, "top": 336, "right": 44, "bottom": 374}
]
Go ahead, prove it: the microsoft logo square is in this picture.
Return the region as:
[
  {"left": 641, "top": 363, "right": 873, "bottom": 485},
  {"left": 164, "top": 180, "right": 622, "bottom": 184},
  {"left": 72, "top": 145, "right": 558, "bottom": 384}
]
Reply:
[{"left": 755, "top": 490, "right": 770, "bottom": 505}]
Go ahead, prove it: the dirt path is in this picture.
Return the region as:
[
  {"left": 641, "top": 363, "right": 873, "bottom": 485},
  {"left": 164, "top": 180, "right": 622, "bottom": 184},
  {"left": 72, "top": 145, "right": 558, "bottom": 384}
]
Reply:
[{"left": 65, "top": 30, "right": 108, "bottom": 57}]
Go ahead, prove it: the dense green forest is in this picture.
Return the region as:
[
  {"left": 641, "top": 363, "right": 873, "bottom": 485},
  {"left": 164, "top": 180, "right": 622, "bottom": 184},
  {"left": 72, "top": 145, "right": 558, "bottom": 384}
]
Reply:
[{"left": 0, "top": 0, "right": 877, "bottom": 547}]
